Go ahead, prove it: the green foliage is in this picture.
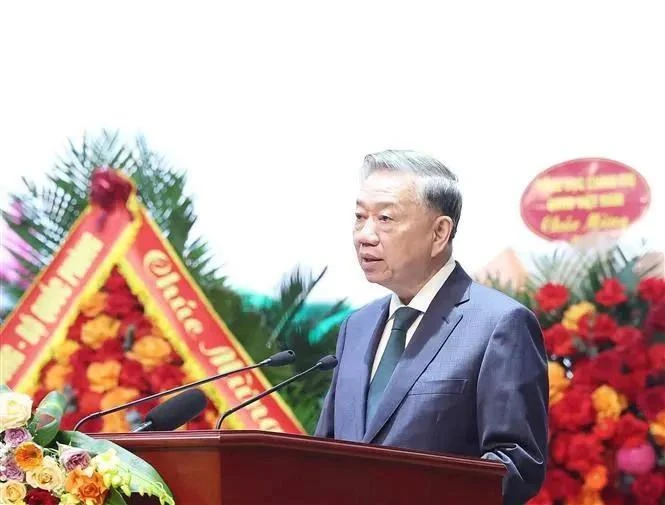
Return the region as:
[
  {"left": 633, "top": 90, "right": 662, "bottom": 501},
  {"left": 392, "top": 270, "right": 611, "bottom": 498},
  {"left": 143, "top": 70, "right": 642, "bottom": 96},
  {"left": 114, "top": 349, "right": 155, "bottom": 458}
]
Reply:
[
  {"left": 29, "top": 390, "right": 67, "bottom": 446},
  {"left": 1, "top": 131, "right": 349, "bottom": 433}
]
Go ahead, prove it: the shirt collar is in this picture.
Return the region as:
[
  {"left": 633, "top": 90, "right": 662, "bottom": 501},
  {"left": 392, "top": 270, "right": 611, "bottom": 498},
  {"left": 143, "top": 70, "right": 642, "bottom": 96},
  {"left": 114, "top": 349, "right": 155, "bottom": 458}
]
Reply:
[{"left": 389, "top": 255, "right": 456, "bottom": 318}]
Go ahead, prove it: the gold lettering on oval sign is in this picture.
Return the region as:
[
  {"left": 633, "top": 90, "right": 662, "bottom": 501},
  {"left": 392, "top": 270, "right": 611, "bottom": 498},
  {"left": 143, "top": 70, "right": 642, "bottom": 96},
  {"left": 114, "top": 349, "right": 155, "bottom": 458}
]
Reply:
[{"left": 143, "top": 249, "right": 203, "bottom": 337}]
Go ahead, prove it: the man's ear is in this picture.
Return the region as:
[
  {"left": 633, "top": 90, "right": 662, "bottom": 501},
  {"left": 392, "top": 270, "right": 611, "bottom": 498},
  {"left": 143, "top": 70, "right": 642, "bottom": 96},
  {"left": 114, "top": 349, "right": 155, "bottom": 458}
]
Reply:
[{"left": 432, "top": 215, "right": 453, "bottom": 257}]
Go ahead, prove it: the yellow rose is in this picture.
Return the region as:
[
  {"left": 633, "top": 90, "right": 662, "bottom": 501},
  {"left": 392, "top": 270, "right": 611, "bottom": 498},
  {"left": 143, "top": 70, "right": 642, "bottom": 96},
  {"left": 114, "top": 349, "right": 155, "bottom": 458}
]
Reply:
[
  {"left": 127, "top": 336, "right": 172, "bottom": 369},
  {"left": 80, "top": 292, "right": 108, "bottom": 318},
  {"left": 548, "top": 361, "right": 570, "bottom": 405},
  {"left": 0, "top": 391, "right": 33, "bottom": 430},
  {"left": 87, "top": 360, "right": 122, "bottom": 393},
  {"left": 81, "top": 315, "right": 121, "bottom": 350},
  {"left": 44, "top": 363, "right": 73, "bottom": 391},
  {"left": 0, "top": 480, "right": 27, "bottom": 504},
  {"left": 55, "top": 340, "right": 81, "bottom": 365},
  {"left": 26, "top": 456, "right": 66, "bottom": 491},
  {"left": 592, "top": 385, "right": 627, "bottom": 421},
  {"left": 562, "top": 301, "right": 596, "bottom": 331}
]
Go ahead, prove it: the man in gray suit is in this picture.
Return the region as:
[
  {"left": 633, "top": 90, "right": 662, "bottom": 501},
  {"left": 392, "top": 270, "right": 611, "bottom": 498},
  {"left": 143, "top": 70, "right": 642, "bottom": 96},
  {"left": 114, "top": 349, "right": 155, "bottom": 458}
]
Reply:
[{"left": 315, "top": 150, "right": 548, "bottom": 505}]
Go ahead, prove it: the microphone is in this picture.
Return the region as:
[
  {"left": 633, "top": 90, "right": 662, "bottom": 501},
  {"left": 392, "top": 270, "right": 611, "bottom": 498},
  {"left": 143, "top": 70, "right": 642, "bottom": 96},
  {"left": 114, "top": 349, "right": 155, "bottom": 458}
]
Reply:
[
  {"left": 215, "top": 354, "right": 337, "bottom": 429},
  {"left": 73, "top": 349, "right": 296, "bottom": 431},
  {"left": 132, "top": 388, "right": 208, "bottom": 432}
]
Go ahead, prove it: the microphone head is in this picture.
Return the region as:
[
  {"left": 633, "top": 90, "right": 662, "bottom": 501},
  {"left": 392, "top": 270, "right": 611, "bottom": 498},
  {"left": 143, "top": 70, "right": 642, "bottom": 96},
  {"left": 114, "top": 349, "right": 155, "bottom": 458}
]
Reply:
[
  {"left": 265, "top": 350, "right": 296, "bottom": 367},
  {"left": 144, "top": 388, "right": 208, "bottom": 431},
  {"left": 316, "top": 355, "right": 338, "bottom": 371}
]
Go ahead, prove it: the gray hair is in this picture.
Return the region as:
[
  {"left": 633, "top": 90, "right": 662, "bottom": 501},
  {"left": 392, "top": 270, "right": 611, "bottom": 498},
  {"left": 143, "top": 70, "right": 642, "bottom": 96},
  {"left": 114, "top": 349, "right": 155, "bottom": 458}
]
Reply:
[{"left": 361, "top": 150, "right": 462, "bottom": 239}]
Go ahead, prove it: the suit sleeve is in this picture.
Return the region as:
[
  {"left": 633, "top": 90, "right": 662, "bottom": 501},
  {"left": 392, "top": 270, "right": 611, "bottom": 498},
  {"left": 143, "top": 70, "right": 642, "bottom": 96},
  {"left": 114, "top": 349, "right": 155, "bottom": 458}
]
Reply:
[
  {"left": 314, "top": 315, "right": 349, "bottom": 438},
  {"left": 476, "top": 305, "right": 549, "bottom": 505}
]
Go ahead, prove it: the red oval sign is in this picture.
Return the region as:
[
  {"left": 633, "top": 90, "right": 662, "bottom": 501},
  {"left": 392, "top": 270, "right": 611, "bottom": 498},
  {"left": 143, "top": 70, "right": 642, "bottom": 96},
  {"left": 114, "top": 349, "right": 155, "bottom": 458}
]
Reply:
[{"left": 520, "top": 158, "right": 651, "bottom": 243}]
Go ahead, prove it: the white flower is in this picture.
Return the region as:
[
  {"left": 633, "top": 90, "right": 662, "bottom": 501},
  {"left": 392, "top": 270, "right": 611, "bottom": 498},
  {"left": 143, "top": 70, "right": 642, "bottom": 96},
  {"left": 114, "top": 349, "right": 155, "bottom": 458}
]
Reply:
[
  {"left": 26, "top": 456, "right": 66, "bottom": 492},
  {"left": 0, "top": 392, "right": 32, "bottom": 431},
  {"left": 0, "top": 479, "right": 27, "bottom": 504}
]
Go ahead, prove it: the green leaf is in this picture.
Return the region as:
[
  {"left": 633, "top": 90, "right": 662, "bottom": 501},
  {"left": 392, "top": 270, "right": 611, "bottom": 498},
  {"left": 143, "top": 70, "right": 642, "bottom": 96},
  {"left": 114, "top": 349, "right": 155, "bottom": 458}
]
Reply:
[
  {"left": 57, "top": 431, "right": 175, "bottom": 505},
  {"left": 107, "top": 488, "right": 129, "bottom": 505},
  {"left": 31, "top": 390, "right": 66, "bottom": 446}
]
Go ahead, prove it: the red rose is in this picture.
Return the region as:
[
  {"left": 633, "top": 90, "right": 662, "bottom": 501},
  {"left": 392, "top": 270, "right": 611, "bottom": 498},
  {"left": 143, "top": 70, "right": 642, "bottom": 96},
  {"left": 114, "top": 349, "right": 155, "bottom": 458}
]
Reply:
[
  {"left": 70, "top": 346, "right": 97, "bottom": 370},
  {"left": 601, "top": 488, "right": 628, "bottom": 505},
  {"left": 609, "top": 370, "right": 647, "bottom": 404},
  {"left": 26, "top": 488, "right": 59, "bottom": 505},
  {"left": 77, "top": 391, "right": 102, "bottom": 413},
  {"left": 67, "top": 314, "right": 90, "bottom": 342},
  {"left": 595, "top": 278, "right": 628, "bottom": 307},
  {"left": 104, "top": 268, "right": 129, "bottom": 292},
  {"left": 613, "top": 413, "right": 650, "bottom": 448},
  {"left": 636, "top": 386, "right": 665, "bottom": 421},
  {"left": 646, "top": 299, "right": 665, "bottom": 333},
  {"left": 648, "top": 344, "right": 665, "bottom": 369},
  {"left": 577, "top": 349, "right": 622, "bottom": 386},
  {"left": 550, "top": 386, "right": 596, "bottom": 431},
  {"left": 551, "top": 433, "right": 571, "bottom": 463},
  {"left": 536, "top": 283, "right": 569, "bottom": 312},
  {"left": 90, "top": 167, "right": 133, "bottom": 210},
  {"left": 147, "top": 364, "right": 185, "bottom": 392},
  {"left": 105, "top": 291, "right": 140, "bottom": 318},
  {"left": 611, "top": 326, "right": 644, "bottom": 349},
  {"left": 119, "top": 311, "right": 153, "bottom": 339},
  {"left": 96, "top": 338, "right": 125, "bottom": 362},
  {"left": 119, "top": 359, "right": 150, "bottom": 392},
  {"left": 631, "top": 472, "right": 664, "bottom": 505},
  {"left": 621, "top": 344, "right": 650, "bottom": 371},
  {"left": 593, "top": 418, "right": 618, "bottom": 441},
  {"left": 544, "top": 468, "right": 581, "bottom": 501},
  {"left": 543, "top": 323, "right": 574, "bottom": 356},
  {"left": 578, "top": 313, "right": 618, "bottom": 343},
  {"left": 638, "top": 277, "right": 665, "bottom": 303},
  {"left": 566, "top": 433, "right": 604, "bottom": 473}
]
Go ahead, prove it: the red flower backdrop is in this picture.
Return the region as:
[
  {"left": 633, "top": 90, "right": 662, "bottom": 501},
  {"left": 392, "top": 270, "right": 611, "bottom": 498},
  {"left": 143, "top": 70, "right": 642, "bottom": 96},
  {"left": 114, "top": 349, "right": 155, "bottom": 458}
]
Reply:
[
  {"left": 528, "top": 276, "right": 665, "bottom": 505},
  {"left": 30, "top": 267, "right": 220, "bottom": 433}
]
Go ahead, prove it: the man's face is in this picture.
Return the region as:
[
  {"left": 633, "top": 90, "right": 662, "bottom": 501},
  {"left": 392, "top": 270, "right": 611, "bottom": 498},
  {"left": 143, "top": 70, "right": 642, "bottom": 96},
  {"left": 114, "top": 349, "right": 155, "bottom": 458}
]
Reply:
[{"left": 353, "top": 170, "right": 443, "bottom": 297}]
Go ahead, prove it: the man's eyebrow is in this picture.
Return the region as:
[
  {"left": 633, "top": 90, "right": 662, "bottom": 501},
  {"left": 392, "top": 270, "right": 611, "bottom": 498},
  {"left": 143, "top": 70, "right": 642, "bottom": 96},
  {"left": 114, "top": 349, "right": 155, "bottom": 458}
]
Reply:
[{"left": 355, "top": 199, "right": 398, "bottom": 208}]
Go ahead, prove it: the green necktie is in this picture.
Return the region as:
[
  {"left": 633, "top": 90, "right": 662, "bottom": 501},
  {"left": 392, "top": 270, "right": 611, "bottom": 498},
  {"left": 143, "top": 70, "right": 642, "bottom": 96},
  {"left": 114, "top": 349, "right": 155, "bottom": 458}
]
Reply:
[{"left": 366, "top": 306, "right": 421, "bottom": 425}]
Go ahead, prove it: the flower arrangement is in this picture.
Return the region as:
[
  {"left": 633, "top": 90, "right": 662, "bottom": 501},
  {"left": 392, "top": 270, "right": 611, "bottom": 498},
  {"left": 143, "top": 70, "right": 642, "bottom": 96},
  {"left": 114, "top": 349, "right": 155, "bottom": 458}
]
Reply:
[
  {"left": 527, "top": 275, "right": 665, "bottom": 505},
  {"left": 30, "top": 267, "right": 219, "bottom": 433},
  {"left": 0, "top": 386, "right": 174, "bottom": 505}
]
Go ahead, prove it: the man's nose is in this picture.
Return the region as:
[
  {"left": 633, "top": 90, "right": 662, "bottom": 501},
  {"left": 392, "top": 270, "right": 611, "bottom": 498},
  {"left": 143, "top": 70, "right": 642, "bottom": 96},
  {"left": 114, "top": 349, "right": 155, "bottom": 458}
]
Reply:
[{"left": 356, "top": 218, "right": 380, "bottom": 246}]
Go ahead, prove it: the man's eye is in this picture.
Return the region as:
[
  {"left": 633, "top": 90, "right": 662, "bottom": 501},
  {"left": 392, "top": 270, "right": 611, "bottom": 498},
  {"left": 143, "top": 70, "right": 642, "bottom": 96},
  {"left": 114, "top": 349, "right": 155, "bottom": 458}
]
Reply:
[
  {"left": 378, "top": 215, "right": 392, "bottom": 222},
  {"left": 355, "top": 213, "right": 366, "bottom": 221}
]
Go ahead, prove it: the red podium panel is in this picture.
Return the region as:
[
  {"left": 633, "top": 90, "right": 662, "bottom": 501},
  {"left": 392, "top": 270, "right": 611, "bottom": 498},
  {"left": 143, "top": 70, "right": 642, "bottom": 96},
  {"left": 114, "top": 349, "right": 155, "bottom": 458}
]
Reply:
[{"left": 99, "top": 430, "right": 505, "bottom": 505}]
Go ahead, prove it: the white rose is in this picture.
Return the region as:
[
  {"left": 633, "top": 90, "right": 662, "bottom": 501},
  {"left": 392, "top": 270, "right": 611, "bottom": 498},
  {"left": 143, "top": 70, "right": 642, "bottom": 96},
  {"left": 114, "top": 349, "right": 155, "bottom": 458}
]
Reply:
[
  {"left": 26, "top": 456, "right": 66, "bottom": 492},
  {"left": 0, "top": 392, "right": 33, "bottom": 431},
  {"left": 0, "top": 480, "right": 27, "bottom": 504}
]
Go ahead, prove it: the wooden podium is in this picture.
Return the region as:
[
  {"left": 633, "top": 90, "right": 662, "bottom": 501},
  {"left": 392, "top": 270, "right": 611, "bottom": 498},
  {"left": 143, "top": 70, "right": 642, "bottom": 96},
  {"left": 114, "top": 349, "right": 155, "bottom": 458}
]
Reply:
[{"left": 100, "top": 430, "right": 505, "bottom": 505}]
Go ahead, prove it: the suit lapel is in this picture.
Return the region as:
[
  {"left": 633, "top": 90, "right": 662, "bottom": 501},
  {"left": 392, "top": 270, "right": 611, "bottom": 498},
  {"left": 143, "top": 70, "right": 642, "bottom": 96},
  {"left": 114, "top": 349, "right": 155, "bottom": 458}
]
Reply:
[
  {"left": 345, "top": 297, "right": 389, "bottom": 441},
  {"left": 362, "top": 264, "right": 472, "bottom": 443}
]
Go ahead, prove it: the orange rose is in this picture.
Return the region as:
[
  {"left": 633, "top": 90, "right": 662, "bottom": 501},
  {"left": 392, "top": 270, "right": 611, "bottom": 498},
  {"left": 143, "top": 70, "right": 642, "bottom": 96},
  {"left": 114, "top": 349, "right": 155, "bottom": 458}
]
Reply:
[
  {"left": 81, "top": 315, "right": 121, "bottom": 349},
  {"left": 583, "top": 465, "right": 608, "bottom": 491},
  {"left": 44, "top": 363, "right": 72, "bottom": 391},
  {"left": 54, "top": 340, "right": 81, "bottom": 365},
  {"left": 128, "top": 336, "right": 172, "bottom": 369},
  {"left": 14, "top": 442, "right": 44, "bottom": 471},
  {"left": 650, "top": 411, "right": 665, "bottom": 446},
  {"left": 80, "top": 292, "right": 108, "bottom": 318},
  {"left": 102, "top": 411, "right": 130, "bottom": 432},
  {"left": 65, "top": 468, "right": 108, "bottom": 505},
  {"left": 101, "top": 387, "right": 139, "bottom": 410},
  {"left": 568, "top": 488, "right": 604, "bottom": 505},
  {"left": 87, "top": 360, "right": 122, "bottom": 393}
]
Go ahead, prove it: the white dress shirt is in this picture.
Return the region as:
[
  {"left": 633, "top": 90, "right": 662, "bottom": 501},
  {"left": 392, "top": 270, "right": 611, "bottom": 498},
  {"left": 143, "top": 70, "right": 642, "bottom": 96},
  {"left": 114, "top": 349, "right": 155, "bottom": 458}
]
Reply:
[{"left": 370, "top": 255, "right": 456, "bottom": 380}]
